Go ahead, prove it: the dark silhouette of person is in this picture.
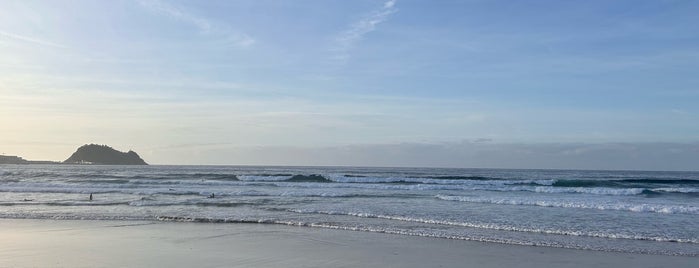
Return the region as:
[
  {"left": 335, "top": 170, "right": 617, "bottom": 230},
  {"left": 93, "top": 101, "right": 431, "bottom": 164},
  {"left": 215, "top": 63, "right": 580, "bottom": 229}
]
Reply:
[
  {"left": 209, "top": 193, "right": 215, "bottom": 198},
  {"left": 89, "top": 193, "right": 93, "bottom": 201}
]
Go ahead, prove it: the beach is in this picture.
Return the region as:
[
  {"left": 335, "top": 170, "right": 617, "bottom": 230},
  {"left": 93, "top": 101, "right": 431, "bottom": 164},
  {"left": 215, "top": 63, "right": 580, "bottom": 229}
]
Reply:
[{"left": 0, "top": 219, "right": 696, "bottom": 268}]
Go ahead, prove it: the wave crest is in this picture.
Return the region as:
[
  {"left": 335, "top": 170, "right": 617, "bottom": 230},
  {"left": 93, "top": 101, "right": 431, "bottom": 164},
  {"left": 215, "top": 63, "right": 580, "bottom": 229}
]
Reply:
[{"left": 435, "top": 195, "right": 699, "bottom": 214}]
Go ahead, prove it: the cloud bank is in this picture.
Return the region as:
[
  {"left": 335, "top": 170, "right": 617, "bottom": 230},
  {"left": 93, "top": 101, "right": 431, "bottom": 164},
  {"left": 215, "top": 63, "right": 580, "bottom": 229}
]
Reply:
[{"left": 147, "top": 141, "right": 699, "bottom": 171}]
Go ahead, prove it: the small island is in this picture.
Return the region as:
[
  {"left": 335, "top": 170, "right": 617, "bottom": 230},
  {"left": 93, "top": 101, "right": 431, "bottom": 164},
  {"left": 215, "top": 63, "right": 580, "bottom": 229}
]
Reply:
[
  {"left": 64, "top": 144, "right": 148, "bottom": 165},
  {"left": 0, "top": 144, "right": 147, "bottom": 165}
]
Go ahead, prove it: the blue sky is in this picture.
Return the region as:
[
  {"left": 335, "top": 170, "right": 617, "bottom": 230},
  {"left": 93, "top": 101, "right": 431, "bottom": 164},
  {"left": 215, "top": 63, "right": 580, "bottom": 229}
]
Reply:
[{"left": 1, "top": 0, "right": 698, "bottom": 169}]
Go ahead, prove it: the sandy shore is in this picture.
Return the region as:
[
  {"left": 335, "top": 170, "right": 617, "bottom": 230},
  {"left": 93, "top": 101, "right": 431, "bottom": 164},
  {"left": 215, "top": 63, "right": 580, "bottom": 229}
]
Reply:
[{"left": 0, "top": 219, "right": 695, "bottom": 268}]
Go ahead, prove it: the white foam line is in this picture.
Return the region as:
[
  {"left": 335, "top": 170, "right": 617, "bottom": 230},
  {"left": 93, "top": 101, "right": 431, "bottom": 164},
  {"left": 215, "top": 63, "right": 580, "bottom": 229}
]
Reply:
[
  {"left": 435, "top": 195, "right": 699, "bottom": 215},
  {"left": 287, "top": 209, "right": 699, "bottom": 244}
]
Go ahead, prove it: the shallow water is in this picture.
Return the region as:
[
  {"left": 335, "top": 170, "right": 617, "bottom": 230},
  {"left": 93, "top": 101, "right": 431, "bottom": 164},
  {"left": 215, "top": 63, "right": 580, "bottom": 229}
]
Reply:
[{"left": 1, "top": 165, "right": 697, "bottom": 256}]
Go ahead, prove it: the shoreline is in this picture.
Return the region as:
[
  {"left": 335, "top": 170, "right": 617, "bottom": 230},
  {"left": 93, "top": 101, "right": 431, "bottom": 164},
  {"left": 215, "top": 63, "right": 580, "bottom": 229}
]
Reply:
[{"left": 0, "top": 219, "right": 696, "bottom": 267}]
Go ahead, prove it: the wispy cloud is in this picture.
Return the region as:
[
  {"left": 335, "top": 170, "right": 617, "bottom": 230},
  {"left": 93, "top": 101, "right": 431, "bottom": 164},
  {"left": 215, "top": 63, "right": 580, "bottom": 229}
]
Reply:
[
  {"left": 136, "top": 0, "right": 255, "bottom": 47},
  {"left": 0, "top": 30, "right": 67, "bottom": 48},
  {"left": 137, "top": 0, "right": 211, "bottom": 32},
  {"left": 331, "top": 0, "right": 397, "bottom": 62}
]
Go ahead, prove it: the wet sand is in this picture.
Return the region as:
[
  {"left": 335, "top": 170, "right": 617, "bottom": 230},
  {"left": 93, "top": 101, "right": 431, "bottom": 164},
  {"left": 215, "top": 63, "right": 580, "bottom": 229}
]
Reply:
[{"left": 0, "top": 219, "right": 695, "bottom": 267}]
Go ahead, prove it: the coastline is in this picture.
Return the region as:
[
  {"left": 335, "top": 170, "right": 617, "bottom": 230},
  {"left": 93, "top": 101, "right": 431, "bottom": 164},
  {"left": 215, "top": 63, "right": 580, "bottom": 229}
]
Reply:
[{"left": 0, "top": 219, "right": 696, "bottom": 268}]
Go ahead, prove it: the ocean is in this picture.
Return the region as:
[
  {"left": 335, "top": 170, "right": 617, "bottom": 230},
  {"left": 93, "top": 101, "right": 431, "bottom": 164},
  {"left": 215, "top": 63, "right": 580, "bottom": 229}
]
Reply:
[{"left": 1, "top": 165, "right": 697, "bottom": 256}]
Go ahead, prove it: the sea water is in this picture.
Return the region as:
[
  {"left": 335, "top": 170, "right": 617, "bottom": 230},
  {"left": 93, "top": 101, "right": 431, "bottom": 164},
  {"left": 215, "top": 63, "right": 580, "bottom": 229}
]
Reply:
[{"left": 1, "top": 165, "right": 697, "bottom": 256}]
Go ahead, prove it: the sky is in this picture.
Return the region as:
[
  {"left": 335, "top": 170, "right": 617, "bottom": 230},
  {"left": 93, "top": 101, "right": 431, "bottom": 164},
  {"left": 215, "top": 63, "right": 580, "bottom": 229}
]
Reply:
[{"left": 1, "top": 0, "right": 698, "bottom": 170}]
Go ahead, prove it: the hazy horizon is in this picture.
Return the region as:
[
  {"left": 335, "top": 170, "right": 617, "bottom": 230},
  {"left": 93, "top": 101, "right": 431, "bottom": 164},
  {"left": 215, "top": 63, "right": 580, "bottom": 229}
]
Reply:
[
  {"left": 2, "top": 0, "right": 698, "bottom": 170},
  {"left": 2, "top": 141, "right": 698, "bottom": 172}
]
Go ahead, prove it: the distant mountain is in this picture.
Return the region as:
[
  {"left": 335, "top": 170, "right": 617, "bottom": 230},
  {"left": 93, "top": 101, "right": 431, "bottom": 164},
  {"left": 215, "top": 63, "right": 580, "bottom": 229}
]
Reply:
[
  {"left": 0, "top": 155, "right": 29, "bottom": 164},
  {"left": 0, "top": 155, "right": 59, "bottom": 165},
  {"left": 64, "top": 144, "right": 148, "bottom": 165}
]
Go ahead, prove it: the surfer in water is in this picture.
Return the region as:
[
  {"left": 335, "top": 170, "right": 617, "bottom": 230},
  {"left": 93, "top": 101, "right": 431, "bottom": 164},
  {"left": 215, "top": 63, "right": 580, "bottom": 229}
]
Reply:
[
  {"left": 209, "top": 193, "right": 215, "bottom": 198},
  {"left": 89, "top": 193, "right": 93, "bottom": 201}
]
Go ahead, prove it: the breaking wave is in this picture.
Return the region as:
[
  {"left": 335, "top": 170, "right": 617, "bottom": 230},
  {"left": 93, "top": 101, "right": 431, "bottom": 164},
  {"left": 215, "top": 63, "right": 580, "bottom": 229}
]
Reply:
[{"left": 435, "top": 195, "right": 699, "bottom": 214}]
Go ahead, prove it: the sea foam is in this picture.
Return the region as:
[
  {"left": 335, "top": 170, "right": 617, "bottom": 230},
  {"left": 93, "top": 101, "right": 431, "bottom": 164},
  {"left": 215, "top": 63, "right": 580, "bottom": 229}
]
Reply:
[{"left": 435, "top": 195, "right": 699, "bottom": 214}]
